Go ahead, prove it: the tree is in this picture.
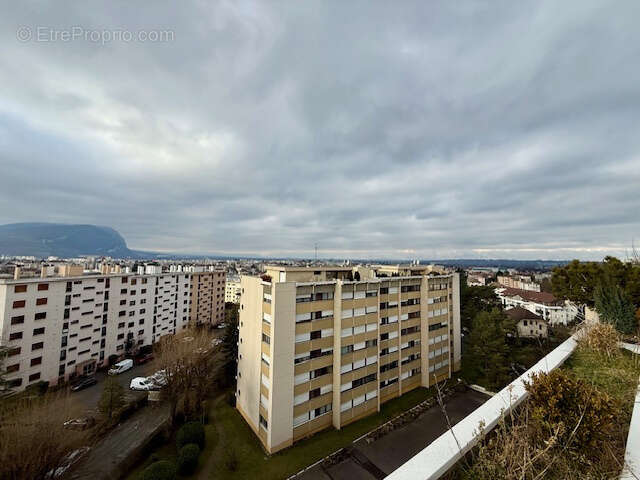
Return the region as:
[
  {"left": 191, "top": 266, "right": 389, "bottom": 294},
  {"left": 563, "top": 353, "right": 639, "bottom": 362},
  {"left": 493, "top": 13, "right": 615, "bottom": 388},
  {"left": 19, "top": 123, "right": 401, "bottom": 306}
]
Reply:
[
  {"left": 0, "top": 393, "right": 88, "bottom": 479},
  {"left": 462, "top": 309, "right": 516, "bottom": 390},
  {"left": 98, "top": 377, "right": 125, "bottom": 421},
  {"left": 221, "top": 302, "right": 239, "bottom": 387},
  {"left": 459, "top": 273, "right": 501, "bottom": 330},
  {"left": 551, "top": 256, "right": 640, "bottom": 307},
  {"left": 155, "top": 328, "right": 219, "bottom": 424},
  {"left": 594, "top": 283, "right": 637, "bottom": 334}
]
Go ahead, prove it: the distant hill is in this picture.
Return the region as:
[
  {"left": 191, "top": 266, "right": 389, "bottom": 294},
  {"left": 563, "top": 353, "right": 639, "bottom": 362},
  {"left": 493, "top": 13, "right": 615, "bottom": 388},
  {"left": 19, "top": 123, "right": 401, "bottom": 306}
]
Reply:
[{"left": 0, "top": 223, "right": 144, "bottom": 258}]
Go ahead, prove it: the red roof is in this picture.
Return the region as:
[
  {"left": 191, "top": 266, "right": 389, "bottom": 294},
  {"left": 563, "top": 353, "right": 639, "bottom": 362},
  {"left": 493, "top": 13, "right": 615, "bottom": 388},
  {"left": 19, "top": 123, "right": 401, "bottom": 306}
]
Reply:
[
  {"left": 505, "top": 306, "right": 544, "bottom": 322},
  {"left": 499, "top": 287, "right": 561, "bottom": 306}
]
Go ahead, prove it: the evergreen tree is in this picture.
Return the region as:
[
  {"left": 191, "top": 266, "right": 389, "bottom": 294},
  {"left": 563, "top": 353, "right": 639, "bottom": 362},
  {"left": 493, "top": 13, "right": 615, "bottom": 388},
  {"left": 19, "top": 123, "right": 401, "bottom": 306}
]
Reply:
[
  {"left": 98, "top": 377, "right": 125, "bottom": 421},
  {"left": 594, "top": 283, "right": 637, "bottom": 334},
  {"left": 463, "top": 309, "right": 515, "bottom": 390}
]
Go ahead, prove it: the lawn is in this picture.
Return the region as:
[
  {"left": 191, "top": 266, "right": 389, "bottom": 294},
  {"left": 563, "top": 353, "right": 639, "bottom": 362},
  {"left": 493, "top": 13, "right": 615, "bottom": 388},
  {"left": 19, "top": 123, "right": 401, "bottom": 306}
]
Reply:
[{"left": 128, "top": 386, "right": 435, "bottom": 480}]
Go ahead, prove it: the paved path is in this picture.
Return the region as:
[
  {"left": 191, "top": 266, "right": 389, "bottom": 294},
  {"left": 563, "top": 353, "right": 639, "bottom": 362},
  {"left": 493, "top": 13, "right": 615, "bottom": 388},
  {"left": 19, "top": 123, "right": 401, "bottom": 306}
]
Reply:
[
  {"left": 65, "top": 403, "right": 170, "bottom": 480},
  {"left": 299, "top": 389, "right": 489, "bottom": 480}
]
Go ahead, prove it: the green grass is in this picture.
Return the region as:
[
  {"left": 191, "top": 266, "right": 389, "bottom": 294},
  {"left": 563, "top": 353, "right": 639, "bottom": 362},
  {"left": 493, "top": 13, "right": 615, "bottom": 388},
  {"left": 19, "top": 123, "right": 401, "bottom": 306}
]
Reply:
[
  {"left": 565, "top": 347, "right": 640, "bottom": 412},
  {"left": 128, "top": 386, "right": 435, "bottom": 480},
  {"left": 126, "top": 416, "right": 220, "bottom": 480}
]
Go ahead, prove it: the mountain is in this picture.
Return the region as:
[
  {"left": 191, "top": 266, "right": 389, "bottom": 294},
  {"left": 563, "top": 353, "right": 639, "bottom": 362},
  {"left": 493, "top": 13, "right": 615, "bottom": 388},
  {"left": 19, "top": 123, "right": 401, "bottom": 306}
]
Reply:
[{"left": 0, "top": 223, "right": 143, "bottom": 258}]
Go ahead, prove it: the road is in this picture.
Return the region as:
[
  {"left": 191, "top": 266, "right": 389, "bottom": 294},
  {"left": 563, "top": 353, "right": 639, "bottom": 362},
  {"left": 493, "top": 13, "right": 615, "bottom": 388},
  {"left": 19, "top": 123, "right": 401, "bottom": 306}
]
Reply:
[
  {"left": 69, "top": 363, "right": 155, "bottom": 412},
  {"left": 70, "top": 327, "right": 225, "bottom": 411}
]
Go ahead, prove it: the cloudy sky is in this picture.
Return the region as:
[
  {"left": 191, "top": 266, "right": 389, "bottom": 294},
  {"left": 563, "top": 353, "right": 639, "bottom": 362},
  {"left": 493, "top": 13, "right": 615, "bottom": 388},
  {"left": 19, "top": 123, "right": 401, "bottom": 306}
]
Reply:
[{"left": 1, "top": 1, "right": 639, "bottom": 260}]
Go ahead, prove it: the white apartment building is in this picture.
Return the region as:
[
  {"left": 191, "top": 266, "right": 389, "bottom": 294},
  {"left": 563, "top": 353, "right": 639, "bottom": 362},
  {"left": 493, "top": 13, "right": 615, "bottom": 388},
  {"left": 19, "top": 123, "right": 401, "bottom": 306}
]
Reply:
[
  {"left": 225, "top": 278, "right": 242, "bottom": 304},
  {"left": 0, "top": 264, "right": 225, "bottom": 391},
  {"left": 496, "top": 287, "right": 578, "bottom": 325}
]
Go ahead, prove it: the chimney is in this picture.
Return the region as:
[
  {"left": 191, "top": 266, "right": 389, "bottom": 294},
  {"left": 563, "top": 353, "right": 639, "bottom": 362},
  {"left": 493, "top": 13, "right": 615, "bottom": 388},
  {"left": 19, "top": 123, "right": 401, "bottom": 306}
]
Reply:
[{"left": 13, "top": 266, "right": 20, "bottom": 280}]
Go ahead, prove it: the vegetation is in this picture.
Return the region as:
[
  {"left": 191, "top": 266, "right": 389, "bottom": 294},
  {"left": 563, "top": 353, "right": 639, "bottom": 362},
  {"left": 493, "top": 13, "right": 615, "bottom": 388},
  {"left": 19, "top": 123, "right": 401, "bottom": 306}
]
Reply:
[
  {"left": 462, "top": 309, "right": 515, "bottom": 390},
  {"left": 155, "top": 328, "right": 222, "bottom": 425},
  {"left": 459, "top": 277, "right": 570, "bottom": 391},
  {"left": 142, "top": 460, "right": 177, "bottom": 480},
  {"left": 551, "top": 256, "right": 640, "bottom": 307},
  {"left": 177, "top": 444, "right": 200, "bottom": 475},
  {"left": 0, "top": 393, "right": 89, "bottom": 480},
  {"left": 176, "top": 422, "right": 206, "bottom": 450},
  {"left": 221, "top": 302, "right": 239, "bottom": 388},
  {"left": 129, "top": 386, "right": 436, "bottom": 480},
  {"left": 98, "top": 376, "right": 125, "bottom": 421},
  {"left": 594, "top": 283, "right": 637, "bottom": 334},
  {"left": 0, "top": 345, "right": 9, "bottom": 394},
  {"left": 448, "top": 328, "right": 640, "bottom": 480}
]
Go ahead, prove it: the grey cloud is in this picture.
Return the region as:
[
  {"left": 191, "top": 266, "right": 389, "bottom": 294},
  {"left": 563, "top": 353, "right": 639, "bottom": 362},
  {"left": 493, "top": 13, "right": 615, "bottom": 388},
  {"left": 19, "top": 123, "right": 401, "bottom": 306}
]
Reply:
[{"left": 0, "top": 1, "right": 639, "bottom": 260}]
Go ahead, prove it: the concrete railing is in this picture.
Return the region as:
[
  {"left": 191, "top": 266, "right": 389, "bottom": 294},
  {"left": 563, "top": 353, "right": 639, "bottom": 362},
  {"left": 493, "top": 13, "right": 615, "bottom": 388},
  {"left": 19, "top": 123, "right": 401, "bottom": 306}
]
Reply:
[
  {"left": 620, "top": 342, "right": 640, "bottom": 480},
  {"left": 386, "top": 335, "right": 579, "bottom": 480}
]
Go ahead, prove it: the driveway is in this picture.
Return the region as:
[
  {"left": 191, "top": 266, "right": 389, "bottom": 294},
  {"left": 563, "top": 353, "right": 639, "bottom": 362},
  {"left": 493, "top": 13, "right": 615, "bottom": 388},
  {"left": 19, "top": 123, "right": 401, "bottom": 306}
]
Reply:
[{"left": 299, "top": 389, "right": 489, "bottom": 480}]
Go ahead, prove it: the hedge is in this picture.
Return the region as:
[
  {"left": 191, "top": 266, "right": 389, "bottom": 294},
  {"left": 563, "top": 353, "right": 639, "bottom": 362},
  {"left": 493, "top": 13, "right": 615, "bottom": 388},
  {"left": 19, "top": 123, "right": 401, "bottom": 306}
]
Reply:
[
  {"left": 176, "top": 421, "right": 205, "bottom": 450},
  {"left": 177, "top": 443, "right": 200, "bottom": 475},
  {"left": 142, "top": 460, "right": 177, "bottom": 480}
]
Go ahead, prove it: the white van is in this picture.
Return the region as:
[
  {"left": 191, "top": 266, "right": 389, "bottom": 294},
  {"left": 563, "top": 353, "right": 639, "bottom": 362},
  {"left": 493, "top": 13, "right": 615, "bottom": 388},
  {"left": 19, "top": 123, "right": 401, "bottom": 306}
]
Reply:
[
  {"left": 130, "top": 377, "right": 158, "bottom": 391},
  {"left": 108, "top": 359, "right": 133, "bottom": 375}
]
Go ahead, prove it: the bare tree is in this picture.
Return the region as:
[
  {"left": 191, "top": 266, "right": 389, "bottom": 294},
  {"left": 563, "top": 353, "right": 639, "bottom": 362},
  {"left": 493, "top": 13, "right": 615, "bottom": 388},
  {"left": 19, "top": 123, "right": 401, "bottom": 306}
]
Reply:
[
  {"left": 154, "top": 328, "right": 220, "bottom": 424},
  {"left": 0, "top": 393, "right": 89, "bottom": 480}
]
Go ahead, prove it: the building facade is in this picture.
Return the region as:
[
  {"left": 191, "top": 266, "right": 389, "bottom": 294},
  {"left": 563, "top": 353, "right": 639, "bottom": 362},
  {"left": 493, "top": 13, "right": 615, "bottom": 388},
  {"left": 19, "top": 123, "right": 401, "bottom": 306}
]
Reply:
[
  {"left": 236, "top": 265, "right": 461, "bottom": 453},
  {"left": 0, "top": 265, "right": 225, "bottom": 391},
  {"left": 497, "top": 275, "right": 541, "bottom": 292},
  {"left": 496, "top": 287, "right": 578, "bottom": 325},
  {"left": 225, "top": 278, "right": 242, "bottom": 304}
]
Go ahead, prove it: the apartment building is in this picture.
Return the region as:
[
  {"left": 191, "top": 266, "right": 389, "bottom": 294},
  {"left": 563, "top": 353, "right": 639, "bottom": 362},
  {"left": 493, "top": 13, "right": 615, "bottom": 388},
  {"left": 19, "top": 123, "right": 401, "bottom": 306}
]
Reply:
[
  {"left": 236, "top": 265, "right": 461, "bottom": 453},
  {"left": 496, "top": 287, "right": 578, "bottom": 325},
  {"left": 225, "top": 278, "right": 241, "bottom": 304},
  {"left": 497, "top": 275, "right": 541, "bottom": 292},
  {"left": 189, "top": 270, "right": 226, "bottom": 326},
  {"left": 0, "top": 264, "right": 225, "bottom": 391}
]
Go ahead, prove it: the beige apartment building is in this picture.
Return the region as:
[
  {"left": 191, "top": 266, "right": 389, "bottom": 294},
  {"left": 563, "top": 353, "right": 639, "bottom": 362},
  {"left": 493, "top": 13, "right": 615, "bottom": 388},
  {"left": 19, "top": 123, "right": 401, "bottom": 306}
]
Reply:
[
  {"left": 236, "top": 265, "right": 461, "bottom": 453},
  {"left": 0, "top": 264, "right": 225, "bottom": 391}
]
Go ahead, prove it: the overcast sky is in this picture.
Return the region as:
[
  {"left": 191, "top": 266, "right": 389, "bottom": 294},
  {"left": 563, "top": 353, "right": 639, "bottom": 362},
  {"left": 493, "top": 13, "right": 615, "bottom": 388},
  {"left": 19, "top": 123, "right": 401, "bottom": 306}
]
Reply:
[{"left": 1, "top": 1, "right": 639, "bottom": 260}]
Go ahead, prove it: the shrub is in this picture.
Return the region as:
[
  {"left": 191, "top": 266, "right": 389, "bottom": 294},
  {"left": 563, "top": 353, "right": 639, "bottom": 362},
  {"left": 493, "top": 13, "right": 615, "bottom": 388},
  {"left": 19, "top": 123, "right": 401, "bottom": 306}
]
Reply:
[
  {"left": 142, "top": 460, "right": 177, "bottom": 480},
  {"left": 176, "top": 421, "right": 205, "bottom": 450},
  {"left": 578, "top": 322, "right": 620, "bottom": 358},
  {"left": 177, "top": 443, "right": 200, "bottom": 475},
  {"left": 525, "top": 369, "right": 616, "bottom": 459}
]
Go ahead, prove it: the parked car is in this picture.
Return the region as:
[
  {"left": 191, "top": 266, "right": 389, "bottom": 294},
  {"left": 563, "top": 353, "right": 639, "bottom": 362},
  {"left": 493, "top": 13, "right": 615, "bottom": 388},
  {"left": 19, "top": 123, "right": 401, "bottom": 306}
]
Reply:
[
  {"left": 216, "top": 322, "right": 227, "bottom": 329},
  {"left": 47, "top": 446, "right": 90, "bottom": 478},
  {"left": 135, "top": 353, "right": 154, "bottom": 365},
  {"left": 70, "top": 376, "right": 97, "bottom": 392},
  {"left": 63, "top": 417, "right": 96, "bottom": 430},
  {"left": 212, "top": 338, "right": 223, "bottom": 347},
  {"left": 129, "top": 377, "right": 159, "bottom": 391},
  {"left": 108, "top": 358, "right": 133, "bottom": 375},
  {"left": 149, "top": 370, "right": 168, "bottom": 387}
]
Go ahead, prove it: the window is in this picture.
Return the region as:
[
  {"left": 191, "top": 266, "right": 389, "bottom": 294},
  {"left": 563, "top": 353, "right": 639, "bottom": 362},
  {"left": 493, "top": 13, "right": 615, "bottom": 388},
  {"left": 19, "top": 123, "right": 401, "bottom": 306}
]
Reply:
[
  {"left": 35, "top": 312, "right": 46, "bottom": 320},
  {"left": 259, "top": 415, "right": 268, "bottom": 429},
  {"left": 32, "top": 342, "right": 44, "bottom": 351},
  {"left": 14, "top": 285, "right": 27, "bottom": 293},
  {"left": 31, "top": 357, "right": 42, "bottom": 366},
  {"left": 262, "top": 333, "right": 271, "bottom": 345},
  {"left": 38, "top": 283, "right": 49, "bottom": 291},
  {"left": 29, "top": 372, "right": 41, "bottom": 382},
  {"left": 36, "top": 298, "right": 47, "bottom": 306},
  {"left": 9, "top": 332, "right": 22, "bottom": 341},
  {"left": 6, "top": 363, "right": 19, "bottom": 373},
  {"left": 10, "top": 315, "right": 24, "bottom": 325},
  {"left": 33, "top": 327, "right": 45, "bottom": 336},
  {"left": 12, "top": 300, "right": 25, "bottom": 309}
]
